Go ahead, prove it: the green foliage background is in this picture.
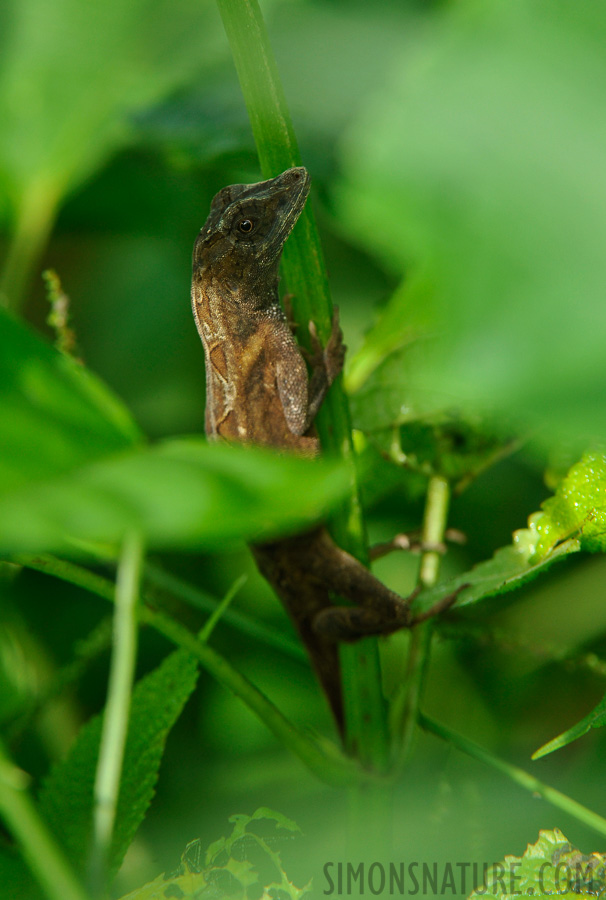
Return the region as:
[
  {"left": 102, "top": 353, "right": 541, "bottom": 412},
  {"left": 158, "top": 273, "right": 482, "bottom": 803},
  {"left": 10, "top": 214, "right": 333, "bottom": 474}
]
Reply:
[{"left": 2, "top": 0, "right": 606, "bottom": 897}]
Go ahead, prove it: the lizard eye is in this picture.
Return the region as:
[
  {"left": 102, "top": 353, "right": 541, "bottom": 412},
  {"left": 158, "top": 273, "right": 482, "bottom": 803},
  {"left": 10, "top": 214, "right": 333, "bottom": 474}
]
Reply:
[{"left": 237, "top": 218, "right": 255, "bottom": 234}]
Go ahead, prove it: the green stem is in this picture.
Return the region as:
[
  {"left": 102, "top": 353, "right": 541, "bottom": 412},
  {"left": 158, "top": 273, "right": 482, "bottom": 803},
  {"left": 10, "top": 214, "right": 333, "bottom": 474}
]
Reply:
[
  {"left": 419, "top": 712, "right": 606, "bottom": 840},
  {"left": 0, "top": 739, "right": 91, "bottom": 900},
  {"left": 396, "top": 476, "right": 450, "bottom": 766},
  {"left": 0, "top": 179, "right": 58, "bottom": 313},
  {"left": 90, "top": 532, "right": 143, "bottom": 894},
  {"left": 216, "top": 0, "right": 387, "bottom": 768}
]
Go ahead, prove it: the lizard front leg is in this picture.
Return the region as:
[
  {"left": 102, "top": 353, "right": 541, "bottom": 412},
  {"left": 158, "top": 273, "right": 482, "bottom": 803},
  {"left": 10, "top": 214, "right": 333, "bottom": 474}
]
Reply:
[
  {"left": 302, "top": 308, "right": 345, "bottom": 430},
  {"left": 299, "top": 529, "right": 463, "bottom": 641},
  {"left": 313, "top": 585, "right": 463, "bottom": 641}
]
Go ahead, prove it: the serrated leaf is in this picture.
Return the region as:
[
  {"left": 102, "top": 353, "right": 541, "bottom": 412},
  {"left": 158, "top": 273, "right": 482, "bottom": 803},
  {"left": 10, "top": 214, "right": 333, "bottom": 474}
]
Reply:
[
  {"left": 118, "top": 809, "right": 310, "bottom": 900},
  {"left": 0, "top": 309, "right": 140, "bottom": 490},
  {"left": 412, "top": 529, "right": 579, "bottom": 618},
  {"left": 0, "top": 438, "right": 348, "bottom": 556},
  {"left": 533, "top": 692, "right": 606, "bottom": 760},
  {"left": 38, "top": 648, "right": 199, "bottom": 878},
  {"left": 531, "top": 450, "right": 606, "bottom": 558},
  {"left": 470, "top": 828, "right": 606, "bottom": 899}
]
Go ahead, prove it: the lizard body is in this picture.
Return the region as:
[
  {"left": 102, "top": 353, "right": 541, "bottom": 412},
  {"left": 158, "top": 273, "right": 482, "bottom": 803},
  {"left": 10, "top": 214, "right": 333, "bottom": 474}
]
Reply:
[{"left": 191, "top": 167, "right": 435, "bottom": 729}]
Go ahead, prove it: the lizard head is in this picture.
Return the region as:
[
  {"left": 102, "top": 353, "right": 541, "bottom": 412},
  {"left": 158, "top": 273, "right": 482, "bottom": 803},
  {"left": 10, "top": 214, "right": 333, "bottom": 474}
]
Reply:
[{"left": 192, "top": 167, "right": 310, "bottom": 304}]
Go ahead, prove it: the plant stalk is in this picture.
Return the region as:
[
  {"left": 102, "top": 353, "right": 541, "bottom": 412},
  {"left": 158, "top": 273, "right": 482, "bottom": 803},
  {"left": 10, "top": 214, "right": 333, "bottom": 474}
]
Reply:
[
  {"left": 396, "top": 476, "right": 450, "bottom": 766},
  {"left": 90, "top": 531, "right": 143, "bottom": 894}
]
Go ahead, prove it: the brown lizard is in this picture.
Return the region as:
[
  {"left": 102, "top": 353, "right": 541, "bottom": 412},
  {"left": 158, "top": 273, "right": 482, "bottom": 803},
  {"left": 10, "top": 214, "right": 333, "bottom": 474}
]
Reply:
[{"left": 191, "top": 166, "right": 456, "bottom": 730}]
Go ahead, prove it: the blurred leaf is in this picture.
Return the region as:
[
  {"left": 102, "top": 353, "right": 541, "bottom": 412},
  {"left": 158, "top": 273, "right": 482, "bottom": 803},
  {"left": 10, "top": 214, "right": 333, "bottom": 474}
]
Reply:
[
  {"left": 39, "top": 648, "right": 199, "bottom": 878},
  {"left": 344, "top": 275, "right": 432, "bottom": 395},
  {"left": 350, "top": 341, "right": 511, "bottom": 489},
  {"left": 0, "top": 310, "right": 347, "bottom": 556},
  {"left": 0, "top": 438, "right": 348, "bottom": 556},
  {"left": 532, "top": 449, "right": 606, "bottom": 558},
  {"left": 337, "top": 0, "right": 606, "bottom": 448},
  {"left": 0, "top": 308, "right": 140, "bottom": 490},
  {"left": 395, "top": 417, "right": 510, "bottom": 489},
  {"left": 348, "top": 344, "right": 432, "bottom": 435},
  {"left": 470, "top": 828, "right": 606, "bottom": 899},
  {"left": 533, "top": 693, "right": 606, "bottom": 761},
  {"left": 0, "top": 0, "right": 222, "bottom": 213},
  {"left": 0, "top": 0, "right": 223, "bottom": 308}
]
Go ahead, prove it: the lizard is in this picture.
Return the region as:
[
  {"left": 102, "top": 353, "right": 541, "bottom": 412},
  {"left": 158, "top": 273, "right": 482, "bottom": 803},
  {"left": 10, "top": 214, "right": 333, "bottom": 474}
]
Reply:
[{"left": 191, "top": 166, "right": 457, "bottom": 730}]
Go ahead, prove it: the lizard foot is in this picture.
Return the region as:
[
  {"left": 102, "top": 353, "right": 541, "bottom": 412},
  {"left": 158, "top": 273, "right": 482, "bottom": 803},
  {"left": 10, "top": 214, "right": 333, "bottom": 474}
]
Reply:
[
  {"left": 312, "top": 582, "right": 468, "bottom": 641},
  {"left": 409, "top": 583, "right": 469, "bottom": 625},
  {"left": 312, "top": 603, "right": 411, "bottom": 642}
]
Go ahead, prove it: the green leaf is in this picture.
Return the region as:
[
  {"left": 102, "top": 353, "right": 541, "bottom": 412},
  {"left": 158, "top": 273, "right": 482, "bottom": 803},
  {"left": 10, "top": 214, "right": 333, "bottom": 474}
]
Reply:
[
  {"left": 533, "top": 693, "right": 606, "bottom": 760},
  {"left": 0, "top": 438, "right": 348, "bottom": 556},
  {"left": 38, "top": 648, "right": 199, "bottom": 878},
  {"left": 0, "top": 0, "right": 223, "bottom": 309},
  {"left": 0, "top": 309, "right": 140, "bottom": 490},
  {"left": 410, "top": 450, "right": 606, "bottom": 618},
  {"left": 337, "top": 0, "right": 606, "bottom": 447},
  {"left": 470, "top": 828, "right": 606, "bottom": 900},
  {"left": 412, "top": 529, "right": 579, "bottom": 618},
  {"left": 531, "top": 449, "right": 606, "bottom": 558}
]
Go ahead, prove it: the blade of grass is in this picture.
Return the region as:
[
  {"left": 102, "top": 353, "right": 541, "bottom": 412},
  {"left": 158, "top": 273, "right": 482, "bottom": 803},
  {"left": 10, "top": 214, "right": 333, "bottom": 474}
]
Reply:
[
  {"left": 419, "top": 712, "right": 606, "bottom": 841},
  {"left": 215, "top": 0, "right": 388, "bottom": 769},
  {"left": 198, "top": 573, "right": 247, "bottom": 643},
  {"left": 0, "top": 739, "right": 91, "bottom": 900}
]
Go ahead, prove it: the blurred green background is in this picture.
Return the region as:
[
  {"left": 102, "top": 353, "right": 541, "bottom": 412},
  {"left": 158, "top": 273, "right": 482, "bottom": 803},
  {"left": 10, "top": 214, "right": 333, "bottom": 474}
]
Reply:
[{"left": 2, "top": 0, "right": 606, "bottom": 895}]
